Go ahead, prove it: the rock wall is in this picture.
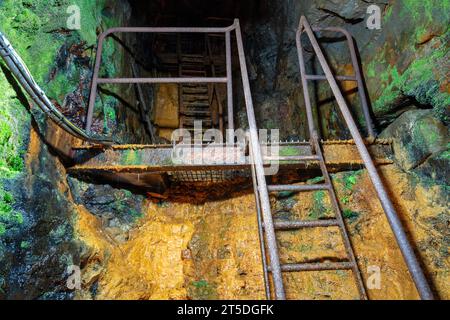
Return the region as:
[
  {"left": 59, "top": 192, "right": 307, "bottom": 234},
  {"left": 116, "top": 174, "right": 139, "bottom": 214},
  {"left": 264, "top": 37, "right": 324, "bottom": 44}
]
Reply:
[
  {"left": 242, "top": 0, "right": 449, "bottom": 139},
  {"left": 71, "top": 165, "right": 448, "bottom": 299},
  {"left": 0, "top": 0, "right": 447, "bottom": 300},
  {"left": 0, "top": 0, "right": 131, "bottom": 299}
]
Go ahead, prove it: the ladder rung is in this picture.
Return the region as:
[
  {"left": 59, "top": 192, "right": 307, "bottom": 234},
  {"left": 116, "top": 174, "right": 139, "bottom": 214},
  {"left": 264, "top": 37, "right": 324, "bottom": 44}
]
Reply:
[
  {"left": 306, "top": 75, "right": 357, "bottom": 81},
  {"left": 269, "top": 262, "right": 354, "bottom": 272},
  {"left": 181, "top": 70, "right": 207, "bottom": 75},
  {"left": 267, "top": 184, "right": 330, "bottom": 192},
  {"left": 264, "top": 155, "right": 320, "bottom": 162},
  {"left": 184, "top": 102, "right": 210, "bottom": 107},
  {"left": 182, "top": 89, "right": 209, "bottom": 94},
  {"left": 182, "top": 98, "right": 209, "bottom": 103},
  {"left": 180, "top": 110, "right": 211, "bottom": 116},
  {"left": 274, "top": 219, "right": 339, "bottom": 230}
]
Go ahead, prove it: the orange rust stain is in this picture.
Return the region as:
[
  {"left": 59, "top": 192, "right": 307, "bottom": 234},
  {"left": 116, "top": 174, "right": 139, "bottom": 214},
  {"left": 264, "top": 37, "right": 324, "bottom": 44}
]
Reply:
[{"left": 24, "top": 126, "right": 42, "bottom": 175}]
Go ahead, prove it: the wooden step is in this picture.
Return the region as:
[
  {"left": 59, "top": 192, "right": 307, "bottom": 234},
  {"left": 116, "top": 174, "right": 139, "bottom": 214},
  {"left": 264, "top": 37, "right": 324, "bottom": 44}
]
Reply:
[{"left": 180, "top": 109, "right": 211, "bottom": 116}]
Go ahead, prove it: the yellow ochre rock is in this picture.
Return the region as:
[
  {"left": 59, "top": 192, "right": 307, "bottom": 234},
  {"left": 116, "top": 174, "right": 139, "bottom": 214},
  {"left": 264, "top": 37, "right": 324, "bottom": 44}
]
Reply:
[{"left": 74, "top": 164, "right": 448, "bottom": 300}]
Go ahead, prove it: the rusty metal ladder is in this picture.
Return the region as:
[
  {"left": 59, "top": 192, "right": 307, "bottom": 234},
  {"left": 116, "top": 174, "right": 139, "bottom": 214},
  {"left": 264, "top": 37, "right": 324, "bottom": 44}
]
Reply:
[
  {"left": 177, "top": 34, "right": 212, "bottom": 138},
  {"left": 249, "top": 16, "right": 433, "bottom": 300},
  {"left": 253, "top": 132, "right": 367, "bottom": 300}
]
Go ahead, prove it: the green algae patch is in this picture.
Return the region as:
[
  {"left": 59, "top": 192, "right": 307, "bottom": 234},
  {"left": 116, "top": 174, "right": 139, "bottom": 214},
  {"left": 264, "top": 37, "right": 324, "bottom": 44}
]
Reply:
[
  {"left": 343, "top": 209, "right": 360, "bottom": 223},
  {"left": 0, "top": 0, "right": 124, "bottom": 136},
  {"left": 369, "top": 1, "right": 450, "bottom": 122},
  {"left": 189, "top": 280, "right": 218, "bottom": 300},
  {"left": 0, "top": 64, "right": 29, "bottom": 178},
  {"left": 279, "top": 146, "right": 301, "bottom": 157},
  {"left": 308, "top": 190, "right": 332, "bottom": 220},
  {"left": 0, "top": 187, "right": 23, "bottom": 237}
]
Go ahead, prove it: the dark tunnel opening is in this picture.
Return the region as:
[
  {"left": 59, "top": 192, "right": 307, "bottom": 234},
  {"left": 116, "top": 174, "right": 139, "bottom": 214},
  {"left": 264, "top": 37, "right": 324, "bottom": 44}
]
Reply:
[{"left": 127, "top": 0, "right": 267, "bottom": 27}]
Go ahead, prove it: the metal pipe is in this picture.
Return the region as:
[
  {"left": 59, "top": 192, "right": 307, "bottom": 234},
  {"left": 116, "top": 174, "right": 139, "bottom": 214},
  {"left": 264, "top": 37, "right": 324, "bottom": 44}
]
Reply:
[
  {"left": 277, "top": 262, "right": 354, "bottom": 272},
  {"left": 313, "top": 26, "right": 375, "bottom": 138},
  {"left": 0, "top": 32, "right": 113, "bottom": 144},
  {"left": 226, "top": 31, "right": 234, "bottom": 134},
  {"left": 249, "top": 147, "right": 271, "bottom": 300},
  {"left": 306, "top": 74, "right": 356, "bottom": 81},
  {"left": 274, "top": 219, "right": 339, "bottom": 229},
  {"left": 234, "top": 19, "right": 286, "bottom": 300},
  {"left": 97, "top": 77, "right": 228, "bottom": 84},
  {"left": 298, "top": 16, "right": 433, "bottom": 300},
  {"left": 268, "top": 184, "right": 330, "bottom": 192}
]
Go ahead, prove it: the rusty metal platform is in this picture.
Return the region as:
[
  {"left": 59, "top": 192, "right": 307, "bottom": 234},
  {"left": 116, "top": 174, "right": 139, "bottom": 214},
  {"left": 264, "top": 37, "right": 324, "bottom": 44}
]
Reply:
[{"left": 67, "top": 139, "right": 393, "bottom": 192}]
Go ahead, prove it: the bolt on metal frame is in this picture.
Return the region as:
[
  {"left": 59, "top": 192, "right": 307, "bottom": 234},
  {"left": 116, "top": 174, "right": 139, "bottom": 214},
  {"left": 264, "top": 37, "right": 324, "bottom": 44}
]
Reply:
[
  {"left": 86, "top": 26, "right": 236, "bottom": 134},
  {"left": 296, "top": 16, "right": 433, "bottom": 300}
]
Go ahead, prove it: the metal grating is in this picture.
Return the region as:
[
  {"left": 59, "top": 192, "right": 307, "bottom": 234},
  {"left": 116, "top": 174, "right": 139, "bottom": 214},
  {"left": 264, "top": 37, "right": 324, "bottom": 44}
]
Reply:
[{"left": 168, "top": 169, "right": 250, "bottom": 183}]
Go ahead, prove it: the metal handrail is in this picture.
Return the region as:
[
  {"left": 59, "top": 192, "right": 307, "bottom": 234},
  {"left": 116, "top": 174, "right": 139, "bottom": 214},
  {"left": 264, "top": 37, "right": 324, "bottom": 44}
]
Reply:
[
  {"left": 297, "top": 16, "right": 433, "bottom": 300},
  {"left": 234, "top": 19, "right": 286, "bottom": 300},
  {"left": 87, "top": 25, "right": 236, "bottom": 133},
  {"left": 0, "top": 32, "right": 115, "bottom": 145},
  {"left": 308, "top": 26, "right": 375, "bottom": 138}
]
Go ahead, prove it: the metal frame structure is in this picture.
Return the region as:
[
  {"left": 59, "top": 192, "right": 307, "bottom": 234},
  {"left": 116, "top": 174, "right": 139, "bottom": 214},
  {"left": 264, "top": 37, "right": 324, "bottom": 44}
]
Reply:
[
  {"left": 295, "top": 15, "right": 433, "bottom": 300},
  {"left": 86, "top": 26, "right": 236, "bottom": 134},
  {"left": 86, "top": 17, "right": 433, "bottom": 300}
]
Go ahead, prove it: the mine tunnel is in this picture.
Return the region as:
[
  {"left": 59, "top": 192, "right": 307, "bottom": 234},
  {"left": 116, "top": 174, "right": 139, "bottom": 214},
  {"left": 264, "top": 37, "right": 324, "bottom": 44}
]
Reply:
[{"left": 0, "top": 0, "right": 448, "bottom": 301}]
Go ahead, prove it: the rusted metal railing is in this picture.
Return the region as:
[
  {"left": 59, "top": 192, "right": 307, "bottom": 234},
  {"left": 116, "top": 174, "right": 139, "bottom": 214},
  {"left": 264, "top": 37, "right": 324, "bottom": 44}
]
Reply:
[
  {"left": 86, "top": 26, "right": 236, "bottom": 134},
  {"left": 296, "top": 15, "right": 433, "bottom": 300}
]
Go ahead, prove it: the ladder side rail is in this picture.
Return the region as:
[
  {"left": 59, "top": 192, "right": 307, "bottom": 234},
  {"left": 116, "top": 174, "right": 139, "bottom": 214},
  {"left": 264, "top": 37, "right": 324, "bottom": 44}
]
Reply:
[
  {"left": 295, "top": 29, "right": 317, "bottom": 142},
  {"left": 225, "top": 31, "right": 234, "bottom": 135},
  {"left": 131, "top": 63, "right": 157, "bottom": 143},
  {"left": 312, "top": 131, "right": 368, "bottom": 299},
  {"left": 206, "top": 35, "right": 224, "bottom": 133},
  {"left": 234, "top": 19, "right": 286, "bottom": 300},
  {"left": 250, "top": 148, "right": 271, "bottom": 300},
  {"left": 298, "top": 16, "right": 434, "bottom": 300}
]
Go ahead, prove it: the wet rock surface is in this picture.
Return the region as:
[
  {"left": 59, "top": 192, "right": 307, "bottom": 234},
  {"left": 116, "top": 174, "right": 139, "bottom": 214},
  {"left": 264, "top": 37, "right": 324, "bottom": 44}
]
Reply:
[{"left": 381, "top": 109, "right": 449, "bottom": 185}]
